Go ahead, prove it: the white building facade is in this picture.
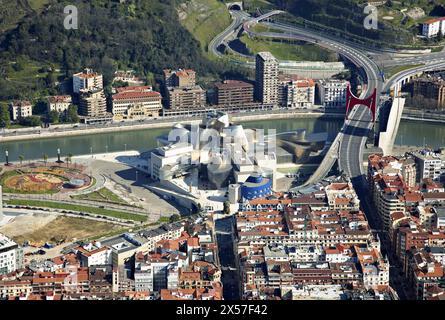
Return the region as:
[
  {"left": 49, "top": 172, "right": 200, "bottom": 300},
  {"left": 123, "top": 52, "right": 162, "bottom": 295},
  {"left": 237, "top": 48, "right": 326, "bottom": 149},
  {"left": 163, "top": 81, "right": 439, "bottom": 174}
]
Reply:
[
  {"left": 0, "top": 234, "right": 24, "bottom": 275},
  {"left": 318, "top": 80, "right": 349, "bottom": 108},
  {"left": 422, "top": 17, "right": 445, "bottom": 38}
]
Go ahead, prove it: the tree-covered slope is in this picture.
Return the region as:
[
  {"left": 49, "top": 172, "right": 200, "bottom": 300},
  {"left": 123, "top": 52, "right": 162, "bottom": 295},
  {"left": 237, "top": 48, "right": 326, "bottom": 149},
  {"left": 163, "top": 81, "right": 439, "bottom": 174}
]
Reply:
[{"left": 0, "top": 0, "right": 240, "bottom": 100}]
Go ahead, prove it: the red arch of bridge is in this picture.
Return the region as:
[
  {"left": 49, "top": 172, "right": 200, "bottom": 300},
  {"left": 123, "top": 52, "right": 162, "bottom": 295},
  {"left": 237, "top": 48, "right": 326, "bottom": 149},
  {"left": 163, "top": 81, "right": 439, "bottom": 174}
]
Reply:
[{"left": 345, "top": 85, "right": 377, "bottom": 122}]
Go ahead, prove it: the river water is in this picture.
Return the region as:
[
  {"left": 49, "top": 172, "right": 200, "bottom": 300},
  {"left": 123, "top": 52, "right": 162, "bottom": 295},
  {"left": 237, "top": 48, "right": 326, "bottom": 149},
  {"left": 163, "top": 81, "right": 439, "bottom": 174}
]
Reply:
[{"left": 0, "top": 118, "right": 443, "bottom": 161}]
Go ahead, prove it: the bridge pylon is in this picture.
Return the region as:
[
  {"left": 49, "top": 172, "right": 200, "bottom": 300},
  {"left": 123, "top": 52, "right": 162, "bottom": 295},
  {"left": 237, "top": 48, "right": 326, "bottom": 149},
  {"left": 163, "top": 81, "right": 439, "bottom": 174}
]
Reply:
[{"left": 345, "top": 85, "right": 377, "bottom": 122}]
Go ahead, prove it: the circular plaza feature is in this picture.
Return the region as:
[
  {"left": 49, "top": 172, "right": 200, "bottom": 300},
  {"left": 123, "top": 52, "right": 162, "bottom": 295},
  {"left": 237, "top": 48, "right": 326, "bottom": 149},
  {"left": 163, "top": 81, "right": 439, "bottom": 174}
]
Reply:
[
  {"left": 0, "top": 164, "right": 93, "bottom": 194},
  {"left": 67, "top": 179, "right": 87, "bottom": 189}
]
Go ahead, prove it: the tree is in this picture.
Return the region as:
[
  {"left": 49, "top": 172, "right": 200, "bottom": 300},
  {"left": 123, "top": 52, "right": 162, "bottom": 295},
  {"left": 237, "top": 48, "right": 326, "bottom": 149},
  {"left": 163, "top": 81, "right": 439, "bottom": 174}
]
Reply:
[
  {"left": 33, "top": 100, "right": 48, "bottom": 115},
  {"left": 45, "top": 71, "right": 56, "bottom": 87},
  {"left": 19, "top": 116, "right": 42, "bottom": 127},
  {"left": 0, "top": 105, "right": 10, "bottom": 128},
  {"left": 223, "top": 201, "right": 231, "bottom": 215},
  {"left": 18, "top": 155, "right": 24, "bottom": 165},
  {"left": 0, "top": 1, "right": 249, "bottom": 102},
  {"left": 43, "top": 154, "right": 48, "bottom": 166},
  {"left": 62, "top": 105, "right": 79, "bottom": 123},
  {"left": 48, "top": 110, "right": 59, "bottom": 124},
  {"left": 169, "top": 214, "right": 181, "bottom": 223}
]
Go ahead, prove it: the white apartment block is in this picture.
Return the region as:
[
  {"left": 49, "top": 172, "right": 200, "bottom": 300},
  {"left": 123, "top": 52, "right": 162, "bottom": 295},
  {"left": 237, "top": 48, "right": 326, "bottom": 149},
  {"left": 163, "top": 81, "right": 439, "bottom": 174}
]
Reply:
[
  {"left": 75, "top": 243, "right": 112, "bottom": 267},
  {"left": 47, "top": 95, "right": 72, "bottom": 113},
  {"left": 318, "top": 79, "right": 349, "bottom": 108},
  {"left": 410, "top": 150, "right": 444, "bottom": 181},
  {"left": 9, "top": 101, "right": 32, "bottom": 121},
  {"left": 422, "top": 17, "right": 445, "bottom": 38},
  {"left": 135, "top": 256, "right": 183, "bottom": 293},
  {"left": 325, "top": 182, "right": 360, "bottom": 211},
  {"left": 280, "top": 78, "right": 315, "bottom": 108},
  {"left": 256, "top": 52, "right": 279, "bottom": 104},
  {"left": 0, "top": 234, "right": 24, "bottom": 275},
  {"left": 356, "top": 246, "right": 389, "bottom": 290},
  {"left": 73, "top": 68, "right": 103, "bottom": 93}
]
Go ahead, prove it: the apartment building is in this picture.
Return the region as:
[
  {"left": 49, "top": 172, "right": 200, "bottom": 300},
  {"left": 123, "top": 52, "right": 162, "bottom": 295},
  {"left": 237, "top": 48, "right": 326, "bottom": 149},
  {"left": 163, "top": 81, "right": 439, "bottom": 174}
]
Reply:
[
  {"left": 325, "top": 182, "right": 360, "bottom": 211},
  {"left": 73, "top": 68, "right": 103, "bottom": 93},
  {"left": 355, "top": 245, "right": 389, "bottom": 290},
  {"left": 368, "top": 154, "right": 417, "bottom": 191},
  {"left": 113, "top": 70, "right": 145, "bottom": 86},
  {"left": 402, "top": 158, "right": 417, "bottom": 188},
  {"left": 318, "top": 79, "right": 349, "bottom": 108},
  {"left": 163, "top": 69, "right": 196, "bottom": 88},
  {"left": 215, "top": 80, "right": 254, "bottom": 106},
  {"left": 236, "top": 190, "right": 388, "bottom": 299},
  {"left": 278, "top": 76, "right": 315, "bottom": 108},
  {"left": 160, "top": 285, "right": 223, "bottom": 300},
  {"left": 9, "top": 100, "right": 32, "bottom": 121},
  {"left": 372, "top": 174, "right": 408, "bottom": 230},
  {"left": 406, "top": 248, "right": 444, "bottom": 299},
  {"left": 75, "top": 242, "right": 112, "bottom": 267},
  {"left": 78, "top": 88, "right": 107, "bottom": 117},
  {"left": 135, "top": 252, "right": 182, "bottom": 292},
  {"left": 0, "top": 234, "right": 24, "bottom": 275},
  {"left": 409, "top": 150, "right": 444, "bottom": 182},
  {"left": 255, "top": 52, "right": 279, "bottom": 104},
  {"left": 411, "top": 76, "right": 445, "bottom": 109},
  {"left": 165, "top": 86, "right": 206, "bottom": 109},
  {"left": 112, "top": 86, "right": 162, "bottom": 120},
  {"left": 422, "top": 17, "right": 445, "bottom": 38},
  {"left": 47, "top": 95, "right": 72, "bottom": 113}
]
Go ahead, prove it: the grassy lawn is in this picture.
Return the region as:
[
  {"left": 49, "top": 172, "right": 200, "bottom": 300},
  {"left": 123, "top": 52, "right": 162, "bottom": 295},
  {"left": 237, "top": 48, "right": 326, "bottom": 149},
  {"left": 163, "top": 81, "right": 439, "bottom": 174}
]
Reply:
[
  {"left": 239, "top": 34, "right": 338, "bottom": 62},
  {"left": 157, "top": 216, "right": 171, "bottom": 224},
  {"left": 12, "top": 216, "right": 124, "bottom": 245},
  {"left": 277, "top": 167, "right": 299, "bottom": 174},
  {"left": 2, "top": 56, "right": 62, "bottom": 101},
  {"left": 27, "top": 0, "right": 51, "bottom": 11},
  {"left": 179, "top": 0, "right": 232, "bottom": 53},
  {"left": 243, "top": 0, "right": 274, "bottom": 12},
  {"left": 7, "top": 57, "right": 60, "bottom": 83},
  {"left": 250, "top": 24, "right": 284, "bottom": 34},
  {"left": 71, "top": 187, "right": 130, "bottom": 206},
  {"left": 431, "top": 46, "right": 445, "bottom": 53},
  {"left": 384, "top": 64, "right": 424, "bottom": 79},
  {"left": 5, "top": 199, "right": 147, "bottom": 222}
]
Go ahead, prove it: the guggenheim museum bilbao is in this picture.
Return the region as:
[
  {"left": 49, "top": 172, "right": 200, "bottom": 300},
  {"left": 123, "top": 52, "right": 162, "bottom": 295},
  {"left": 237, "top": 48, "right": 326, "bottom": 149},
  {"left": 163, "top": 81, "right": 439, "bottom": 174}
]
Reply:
[{"left": 146, "top": 111, "right": 327, "bottom": 212}]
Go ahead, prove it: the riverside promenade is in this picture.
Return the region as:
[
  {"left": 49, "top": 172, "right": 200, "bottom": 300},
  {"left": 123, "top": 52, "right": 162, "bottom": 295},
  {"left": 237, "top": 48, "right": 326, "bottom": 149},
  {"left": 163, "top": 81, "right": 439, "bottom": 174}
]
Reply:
[{"left": 0, "top": 109, "right": 343, "bottom": 143}]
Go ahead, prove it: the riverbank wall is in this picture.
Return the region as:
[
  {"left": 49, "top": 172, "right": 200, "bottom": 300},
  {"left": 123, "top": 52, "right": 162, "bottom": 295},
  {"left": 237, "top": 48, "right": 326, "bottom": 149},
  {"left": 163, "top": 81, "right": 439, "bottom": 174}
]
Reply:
[
  {"left": 1, "top": 108, "right": 443, "bottom": 144},
  {"left": 0, "top": 111, "right": 344, "bottom": 143}
]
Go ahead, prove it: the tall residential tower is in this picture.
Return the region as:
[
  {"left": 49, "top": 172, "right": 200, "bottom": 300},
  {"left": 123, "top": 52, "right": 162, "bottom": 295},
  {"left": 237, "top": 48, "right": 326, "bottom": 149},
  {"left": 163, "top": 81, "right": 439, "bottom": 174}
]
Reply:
[{"left": 255, "top": 52, "right": 279, "bottom": 104}]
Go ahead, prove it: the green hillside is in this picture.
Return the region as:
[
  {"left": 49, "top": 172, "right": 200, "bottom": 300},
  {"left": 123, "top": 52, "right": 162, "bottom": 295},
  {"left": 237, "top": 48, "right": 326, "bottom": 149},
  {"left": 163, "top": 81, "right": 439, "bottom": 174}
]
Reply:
[
  {"left": 0, "top": 0, "right": 244, "bottom": 101},
  {"left": 248, "top": 0, "right": 445, "bottom": 48},
  {"left": 178, "top": 0, "right": 232, "bottom": 54}
]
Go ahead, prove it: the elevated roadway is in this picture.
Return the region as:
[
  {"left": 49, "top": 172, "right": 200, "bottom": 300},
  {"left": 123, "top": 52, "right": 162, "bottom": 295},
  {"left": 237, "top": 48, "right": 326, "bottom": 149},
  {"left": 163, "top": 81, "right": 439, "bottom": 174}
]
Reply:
[
  {"left": 210, "top": 9, "right": 445, "bottom": 186},
  {"left": 251, "top": 21, "right": 382, "bottom": 186},
  {"left": 209, "top": 9, "right": 445, "bottom": 300},
  {"left": 208, "top": 10, "right": 282, "bottom": 58}
]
